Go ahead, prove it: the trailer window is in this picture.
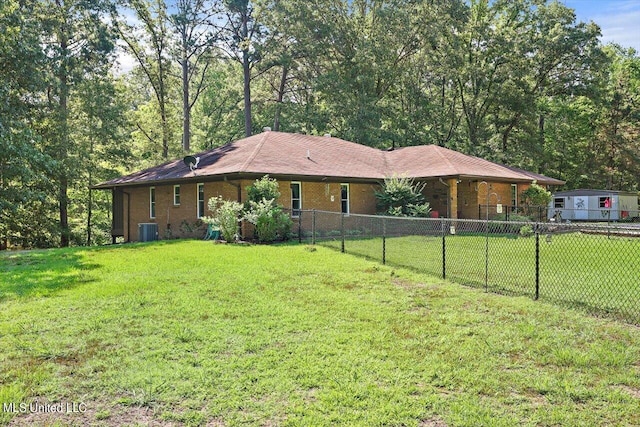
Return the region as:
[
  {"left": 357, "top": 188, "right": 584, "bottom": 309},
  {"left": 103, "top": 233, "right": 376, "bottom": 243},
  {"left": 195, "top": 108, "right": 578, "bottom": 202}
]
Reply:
[
  {"left": 599, "top": 197, "right": 611, "bottom": 209},
  {"left": 554, "top": 198, "right": 564, "bottom": 209}
]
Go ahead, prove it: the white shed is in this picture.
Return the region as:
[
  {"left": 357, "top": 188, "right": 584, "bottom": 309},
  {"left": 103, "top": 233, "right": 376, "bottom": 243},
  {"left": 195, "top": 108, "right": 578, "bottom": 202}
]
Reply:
[{"left": 548, "top": 189, "right": 639, "bottom": 222}]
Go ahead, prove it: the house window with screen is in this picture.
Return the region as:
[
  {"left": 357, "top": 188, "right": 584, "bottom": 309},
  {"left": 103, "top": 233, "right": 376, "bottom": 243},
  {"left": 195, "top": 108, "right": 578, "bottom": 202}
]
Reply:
[
  {"left": 340, "top": 183, "right": 350, "bottom": 214},
  {"left": 554, "top": 198, "right": 564, "bottom": 209},
  {"left": 149, "top": 187, "right": 156, "bottom": 218},
  {"left": 173, "top": 185, "right": 180, "bottom": 206},
  {"left": 197, "top": 183, "right": 205, "bottom": 218},
  {"left": 291, "top": 182, "right": 301, "bottom": 217},
  {"left": 511, "top": 184, "right": 518, "bottom": 211}
]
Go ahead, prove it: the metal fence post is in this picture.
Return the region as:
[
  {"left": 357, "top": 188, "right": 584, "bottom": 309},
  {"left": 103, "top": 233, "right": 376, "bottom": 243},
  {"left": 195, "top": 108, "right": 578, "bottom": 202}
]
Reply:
[
  {"left": 484, "top": 219, "right": 489, "bottom": 292},
  {"left": 382, "top": 218, "right": 387, "bottom": 265},
  {"left": 312, "top": 209, "right": 316, "bottom": 245},
  {"left": 298, "top": 211, "right": 302, "bottom": 244},
  {"left": 535, "top": 225, "right": 540, "bottom": 300},
  {"left": 382, "top": 217, "right": 386, "bottom": 265},
  {"left": 341, "top": 212, "right": 345, "bottom": 253},
  {"left": 442, "top": 219, "right": 446, "bottom": 280}
]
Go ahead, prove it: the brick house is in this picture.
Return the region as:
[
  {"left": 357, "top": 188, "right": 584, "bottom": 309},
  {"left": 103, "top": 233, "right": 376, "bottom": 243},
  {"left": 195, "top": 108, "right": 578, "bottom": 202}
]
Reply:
[{"left": 93, "top": 131, "right": 564, "bottom": 241}]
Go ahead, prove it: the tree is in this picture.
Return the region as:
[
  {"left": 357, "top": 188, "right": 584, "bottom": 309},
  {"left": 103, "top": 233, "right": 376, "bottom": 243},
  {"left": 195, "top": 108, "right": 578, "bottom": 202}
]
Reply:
[
  {"left": 220, "top": 0, "right": 263, "bottom": 137},
  {"left": 593, "top": 45, "right": 640, "bottom": 190},
  {"left": 0, "top": 0, "right": 55, "bottom": 249},
  {"left": 170, "top": 0, "right": 220, "bottom": 152},
  {"left": 115, "top": 0, "right": 176, "bottom": 159},
  {"left": 39, "top": 0, "right": 117, "bottom": 246}
]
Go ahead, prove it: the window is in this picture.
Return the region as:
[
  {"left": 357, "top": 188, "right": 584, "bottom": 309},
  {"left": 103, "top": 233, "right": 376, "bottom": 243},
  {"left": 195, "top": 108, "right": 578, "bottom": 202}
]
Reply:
[
  {"left": 599, "top": 196, "right": 611, "bottom": 209},
  {"left": 197, "top": 183, "right": 205, "bottom": 218},
  {"left": 340, "top": 183, "right": 350, "bottom": 214},
  {"left": 291, "top": 182, "right": 301, "bottom": 217},
  {"left": 173, "top": 185, "right": 180, "bottom": 206},
  {"left": 554, "top": 198, "right": 565, "bottom": 209},
  {"left": 511, "top": 184, "right": 518, "bottom": 211},
  {"left": 149, "top": 187, "right": 156, "bottom": 218}
]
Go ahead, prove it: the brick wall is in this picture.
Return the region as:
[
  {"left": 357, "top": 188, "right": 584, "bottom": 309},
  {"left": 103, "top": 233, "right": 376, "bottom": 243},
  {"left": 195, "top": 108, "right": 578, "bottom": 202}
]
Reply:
[
  {"left": 121, "top": 179, "right": 381, "bottom": 241},
  {"left": 277, "top": 180, "right": 379, "bottom": 215},
  {"left": 122, "top": 180, "right": 245, "bottom": 241}
]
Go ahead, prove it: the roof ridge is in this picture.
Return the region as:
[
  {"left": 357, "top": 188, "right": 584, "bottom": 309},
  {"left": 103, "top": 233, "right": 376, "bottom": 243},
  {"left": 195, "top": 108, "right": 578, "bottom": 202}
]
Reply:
[
  {"left": 240, "top": 132, "right": 270, "bottom": 172},
  {"left": 432, "top": 145, "right": 459, "bottom": 175}
]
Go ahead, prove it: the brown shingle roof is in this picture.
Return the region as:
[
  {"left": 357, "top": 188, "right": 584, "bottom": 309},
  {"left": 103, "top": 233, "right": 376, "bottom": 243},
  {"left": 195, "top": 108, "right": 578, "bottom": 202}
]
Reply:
[
  {"left": 94, "top": 131, "right": 564, "bottom": 188},
  {"left": 387, "top": 145, "right": 565, "bottom": 185}
]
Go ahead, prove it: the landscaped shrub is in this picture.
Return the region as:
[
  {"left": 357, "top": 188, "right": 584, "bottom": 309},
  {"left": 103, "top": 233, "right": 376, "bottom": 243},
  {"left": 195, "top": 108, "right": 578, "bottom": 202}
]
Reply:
[
  {"left": 521, "top": 182, "right": 552, "bottom": 219},
  {"left": 375, "top": 175, "right": 431, "bottom": 217},
  {"left": 246, "top": 175, "right": 280, "bottom": 204},
  {"left": 204, "top": 196, "right": 243, "bottom": 242},
  {"left": 244, "top": 176, "right": 292, "bottom": 243},
  {"left": 244, "top": 198, "right": 292, "bottom": 243}
]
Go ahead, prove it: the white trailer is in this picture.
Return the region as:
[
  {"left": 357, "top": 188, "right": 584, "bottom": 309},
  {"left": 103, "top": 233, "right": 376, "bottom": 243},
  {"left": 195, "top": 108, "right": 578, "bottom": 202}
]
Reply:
[{"left": 548, "top": 189, "right": 639, "bottom": 222}]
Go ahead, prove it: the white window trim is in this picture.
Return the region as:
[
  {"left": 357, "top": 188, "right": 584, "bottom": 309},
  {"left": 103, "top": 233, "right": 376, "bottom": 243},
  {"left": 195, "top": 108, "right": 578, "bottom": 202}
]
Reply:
[
  {"left": 511, "top": 184, "right": 518, "bottom": 208},
  {"left": 197, "top": 183, "right": 205, "bottom": 218},
  {"left": 149, "top": 187, "right": 156, "bottom": 219},
  {"left": 291, "top": 181, "right": 301, "bottom": 218},
  {"left": 173, "top": 185, "right": 180, "bottom": 206},
  {"left": 340, "top": 183, "right": 350, "bottom": 215}
]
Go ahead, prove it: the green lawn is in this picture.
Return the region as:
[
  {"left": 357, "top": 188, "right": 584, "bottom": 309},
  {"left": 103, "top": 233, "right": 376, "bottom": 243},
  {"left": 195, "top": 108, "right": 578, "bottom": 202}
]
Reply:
[
  {"left": 320, "top": 233, "right": 640, "bottom": 322},
  {"left": 1, "top": 241, "right": 640, "bottom": 426}
]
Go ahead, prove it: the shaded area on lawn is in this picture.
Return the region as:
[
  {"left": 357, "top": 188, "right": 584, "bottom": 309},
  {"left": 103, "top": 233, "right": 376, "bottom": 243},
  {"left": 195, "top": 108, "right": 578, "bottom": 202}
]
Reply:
[{"left": 0, "top": 249, "right": 100, "bottom": 300}]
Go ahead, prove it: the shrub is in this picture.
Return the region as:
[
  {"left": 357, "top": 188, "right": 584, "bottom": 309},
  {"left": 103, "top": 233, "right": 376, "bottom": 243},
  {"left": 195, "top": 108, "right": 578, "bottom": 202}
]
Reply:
[
  {"left": 244, "top": 199, "right": 292, "bottom": 243},
  {"left": 493, "top": 213, "right": 533, "bottom": 222},
  {"left": 244, "top": 175, "right": 292, "bottom": 243},
  {"left": 521, "top": 182, "right": 552, "bottom": 220},
  {"left": 375, "top": 175, "right": 431, "bottom": 217},
  {"left": 246, "top": 175, "right": 281, "bottom": 204},
  {"left": 519, "top": 224, "right": 534, "bottom": 237},
  {"left": 205, "top": 196, "right": 243, "bottom": 242}
]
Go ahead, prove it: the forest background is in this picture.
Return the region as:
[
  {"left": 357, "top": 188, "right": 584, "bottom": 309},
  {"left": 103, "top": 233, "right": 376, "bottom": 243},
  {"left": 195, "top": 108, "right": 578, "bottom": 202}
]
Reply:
[{"left": 1, "top": 0, "right": 639, "bottom": 248}]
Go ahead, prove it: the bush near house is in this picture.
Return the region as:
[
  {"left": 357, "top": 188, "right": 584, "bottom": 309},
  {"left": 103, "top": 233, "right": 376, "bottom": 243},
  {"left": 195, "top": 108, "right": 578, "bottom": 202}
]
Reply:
[
  {"left": 375, "top": 175, "right": 432, "bottom": 217},
  {"left": 244, "top": 176, "right": 293, "bottom": 243},
  {"left": 204, "top": 196, "right": 243, "bottom": 242}
]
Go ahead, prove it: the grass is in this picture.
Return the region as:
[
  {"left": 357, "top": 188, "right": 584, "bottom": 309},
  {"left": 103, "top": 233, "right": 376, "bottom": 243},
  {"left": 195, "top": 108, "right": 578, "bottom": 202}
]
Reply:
[
  {"left": 319, "top": 232, "right": 640, "bottom": 322},
  {"left": 0, "top": 240, "right": 639, "bottom": 426}
]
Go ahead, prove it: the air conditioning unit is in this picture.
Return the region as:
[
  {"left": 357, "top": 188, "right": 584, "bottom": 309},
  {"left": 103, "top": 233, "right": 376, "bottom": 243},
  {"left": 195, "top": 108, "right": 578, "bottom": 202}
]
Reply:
[{"left": 138, "top": 223, "right": 158, "bottom": 242}]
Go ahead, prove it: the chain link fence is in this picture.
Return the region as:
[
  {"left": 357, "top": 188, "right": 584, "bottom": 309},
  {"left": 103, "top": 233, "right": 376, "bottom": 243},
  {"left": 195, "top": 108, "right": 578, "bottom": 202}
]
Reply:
[{"left": 294, "top": 210, "right": 640, "bottom": 324}]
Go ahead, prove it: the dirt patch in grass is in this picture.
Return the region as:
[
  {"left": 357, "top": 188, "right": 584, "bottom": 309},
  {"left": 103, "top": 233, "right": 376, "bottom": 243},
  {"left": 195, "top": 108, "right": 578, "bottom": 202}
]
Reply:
[
  {"left": 419, "top": 417, "right": 448, "bottom": 427},
  {"left": 618, "top": 385, "right": 640, "bottom": 399},
  {"left": 392, "top": 278, "right": 430, "bottom": 290}
]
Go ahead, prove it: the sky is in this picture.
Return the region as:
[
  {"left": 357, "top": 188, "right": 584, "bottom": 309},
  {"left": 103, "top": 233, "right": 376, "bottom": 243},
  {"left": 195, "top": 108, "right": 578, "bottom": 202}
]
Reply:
[{"left": 563, "top": 0, "right": 640, "bottom": 52}]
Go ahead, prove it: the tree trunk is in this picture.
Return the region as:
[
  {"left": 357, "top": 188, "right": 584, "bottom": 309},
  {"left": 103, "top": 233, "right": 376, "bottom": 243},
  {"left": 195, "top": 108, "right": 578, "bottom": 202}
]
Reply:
[
  {"left": 181, "top": 31, "right": 190, "bottom": 152},
  {"left": 87, "top": 187, "right": 92, "bottom": 246},
  {"left": 57, "top": 6, "right": 70, "bottom": 247},
  {"left": 242, "top": 16, "right": 252, "bottom": 137},
  {"left": 273, "top": 65, "right": 288, "bottom": 131},
  {"left": 243, "top": 54, "right": 251, "bottom": 137}
]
